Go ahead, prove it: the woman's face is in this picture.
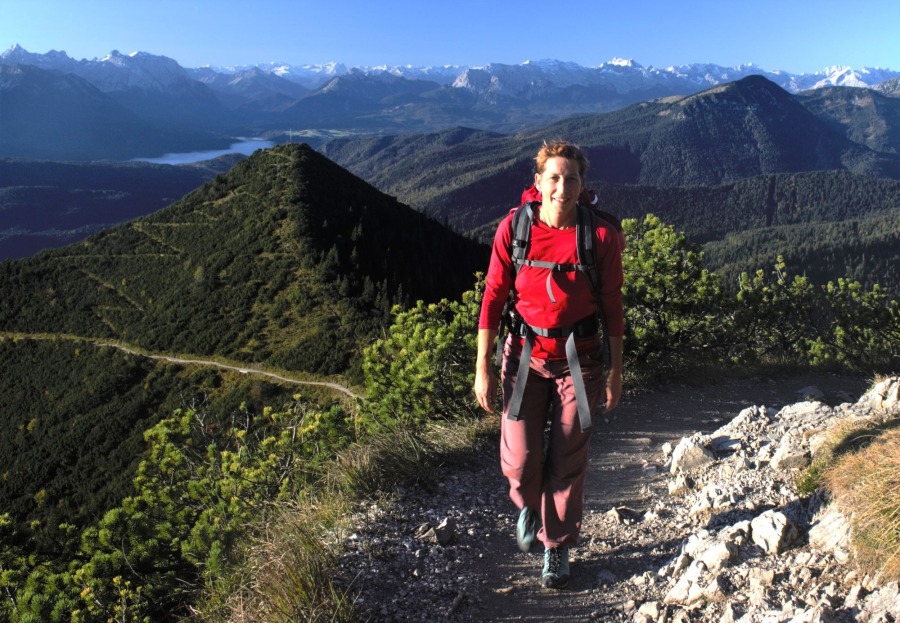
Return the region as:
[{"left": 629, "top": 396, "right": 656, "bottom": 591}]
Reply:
[{"left": 535, "top": 156, "right": 583, "bottom": 213}]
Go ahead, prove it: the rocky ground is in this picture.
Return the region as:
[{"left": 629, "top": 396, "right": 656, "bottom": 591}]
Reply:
[{"left": 334, "top": 373, "right": 900, "bottom": 623}]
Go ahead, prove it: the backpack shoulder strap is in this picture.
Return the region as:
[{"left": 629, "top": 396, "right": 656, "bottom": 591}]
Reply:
[
  {"left": 496, "top": 202, "right": 535, "bottom": 366},
  {"left": 509, "top": 201, "right": 537, "bottom": 272},
  {"left": 575, "top": 203, "right": 599, "bottom": 295}
]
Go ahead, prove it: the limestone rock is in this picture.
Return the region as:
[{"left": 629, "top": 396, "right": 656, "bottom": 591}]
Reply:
[
  {"left": 855, "top": 580, "right": 900, "bottom": 622},
  {"left": 415, "top": 516, "right": 456, "bottom": 545},
  {"left": 751, "top": 509, "right": 799, "bottom": 555},
  {"left": 860, "top": 376, "right": 900, "bottom": 413},
  {"left": 808, "top": 507, "right": 852, "bottom": 564},
  {"left": 771, "top": 433, "right": 810, "bottom": 470},
  {"left": 670, "top": 436, "right": 716, "bottom": 474}
]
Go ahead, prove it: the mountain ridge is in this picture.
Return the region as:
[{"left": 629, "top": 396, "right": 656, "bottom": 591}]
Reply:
[
  {"left": 0, "top": 63, "right": 231, "bottom": 160},
  {"left": 0, "top": 143, "right": 488, "bottom": 378},
  {"left": 319, "top": 75, "right": 900, "bottom": 229},
  {"left": 7, "top": 45, "right": 889, "bottom": 92},
  {"left": 3, "top": 44, "right": 900, "bottom": 161}
]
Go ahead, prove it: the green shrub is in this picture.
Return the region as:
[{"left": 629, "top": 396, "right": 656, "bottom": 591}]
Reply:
[
  {"left": 361, "top": 282, "right": 483, "bottom": 428},
  {"left": 733, "top": 257, "right": 822, "bottom": 364},
  {"left": 733, "top": 258, "right": 900, "bottom": 371},
  {"left": 814, "top": 279, "right": 900, "bottom": 370},
  {"left": 622, "top": 214, "right": 729, "bottom": 376},
  {"left": 0, "top": 399, "right": 355, "bottom": 623}
]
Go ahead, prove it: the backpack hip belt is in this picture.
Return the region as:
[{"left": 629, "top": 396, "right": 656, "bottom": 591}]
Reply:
[
  {"left": 509, "top": 313, "right": 599, "bottom": 340},
  {"left": 504, "top": 312, "right": 598, "bottom": 433}
]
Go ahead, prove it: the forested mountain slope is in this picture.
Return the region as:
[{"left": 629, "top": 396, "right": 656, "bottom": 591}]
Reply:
[
  {"left": 321, "top": 76, "right": 900, "bottom": 231},
  {"left": 0, "top": 144, "right": 489, "bottom": 596},
  {"left": 796, "top": 86, "right": 900, "bottom": 154},
  {"left": 0, "top": 143, "right": 488, "bottom": 377},
  {"left": 591, "top": 172, "right": 900, "bottom": 293}
]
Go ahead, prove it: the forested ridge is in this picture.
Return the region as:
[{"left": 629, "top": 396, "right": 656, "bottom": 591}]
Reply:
[
  {"left": 321, "top": 77, "right": 900, "bottom": 231},
  {"left": 0, "top": 143, "right": 488, "bottom": 378},
  {"left": 594, "top": 172, "right": 900, "bottom": 295},
  {"left": 0, "top": 143, "right": 489, "bottom": 621}
]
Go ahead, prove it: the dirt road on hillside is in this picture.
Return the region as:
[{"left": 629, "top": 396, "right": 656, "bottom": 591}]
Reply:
[
  {"left": 104, "top": 343, "right": 361, "bottom": 399},
  {"left": 1, "top": 333, "right": 360, "bottom": 399}
]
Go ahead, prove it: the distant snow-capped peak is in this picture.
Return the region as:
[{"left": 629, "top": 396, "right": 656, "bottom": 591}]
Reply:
[{"left": 3, "top": 44, "right": 900, "bottom": 96}]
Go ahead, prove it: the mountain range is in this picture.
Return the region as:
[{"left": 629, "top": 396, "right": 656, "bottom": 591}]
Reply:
[
  {"left": 318, "top": 75, "right": 900, "bottom": 227},
  {"left": 3, "top": 44, "right": 900, "bottom": 161},
  {"left": 2, "top": 45, "right": 900, "bottom": 293}
]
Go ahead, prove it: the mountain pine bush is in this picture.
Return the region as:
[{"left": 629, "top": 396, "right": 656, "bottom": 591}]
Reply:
[
  {"left": 621, "top": 214, "right": 729, "bottom": 377},
  {"left": 0, "top": 399, "right": 355, "bottom": 623},
  {"left": 361, "top": 285, "right": 484, "bottom": 428},
  {"left": 734, "top": 259, "right": 900, "bottom": 370}
]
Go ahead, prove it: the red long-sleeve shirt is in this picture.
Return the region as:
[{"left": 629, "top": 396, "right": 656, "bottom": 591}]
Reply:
[{"left": 479, "top": 205, "right": 625, "bottom": 360}]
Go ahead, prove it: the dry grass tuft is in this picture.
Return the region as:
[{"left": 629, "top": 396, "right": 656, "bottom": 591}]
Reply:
[
  {"left": 825, "top": 426, "right": 900, "bottom": 583},
  {"left": 326, "top": 426, "right": 436, "bottom": 497},
  {"left": 797, "top": 417, "right": 889, "bottom": 494},
  {"left": 220, "top": 497, "right": 357, "bottom": 623},
  {"left": 325, "top": 415, "right": 498, "bottom": 498}
]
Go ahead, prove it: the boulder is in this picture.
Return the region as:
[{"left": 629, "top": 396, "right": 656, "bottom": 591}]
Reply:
[
  {"left": 670, "top": 436, "right": 716, "bottom": 474},
  {"left": 751, "top": 509, "right": 799, "bottom": 555},
  {"left": 808, "top": 507, "right": 852, "bottom": 564}
]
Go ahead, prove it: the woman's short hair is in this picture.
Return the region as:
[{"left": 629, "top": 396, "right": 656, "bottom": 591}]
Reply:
[{"left": 534, "top": 140, "right": 589, "bottom": 178}]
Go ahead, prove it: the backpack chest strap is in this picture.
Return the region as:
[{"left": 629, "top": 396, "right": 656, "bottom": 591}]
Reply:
[
  {"left": 511, "top": 202, "right": 598, "bottom": 303},
  {"left": 516, "top": 258, "right": 588, "bottom": 300}
]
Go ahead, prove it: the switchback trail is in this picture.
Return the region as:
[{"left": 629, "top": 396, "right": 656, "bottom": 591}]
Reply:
[{"left": 1, "top": 332, "right": 361, "bottom": 399}]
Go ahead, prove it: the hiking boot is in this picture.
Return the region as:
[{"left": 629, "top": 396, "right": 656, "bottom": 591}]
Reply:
[
  {"left": 541, "top": 546, "right": 570, "bottom": 589},
  {"left": 516, "top": 507, "right": 539, "bottom": 553}
]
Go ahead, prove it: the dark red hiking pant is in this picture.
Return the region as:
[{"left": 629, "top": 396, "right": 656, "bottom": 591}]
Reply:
[{"left": 499, "top": 340, "right": 605, "bottom": 549}]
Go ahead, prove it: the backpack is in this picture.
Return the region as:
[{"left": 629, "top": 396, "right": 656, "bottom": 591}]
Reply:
[{"left": 498, "top": 186, "right": 624, "bottom": 432}]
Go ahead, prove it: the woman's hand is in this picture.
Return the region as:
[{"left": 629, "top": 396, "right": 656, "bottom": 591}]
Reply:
[
  {"left": 474, "top": 366, "right": 498, "bottom": 413},
  {"left": 604, "top": 367, "right": 622, "bottom": 413},
  {"left": 604, "top": 336, "right": 624, "bottom": 413},
  {"left": 474, "top": 328, "right": 499, "bottom": 413}
]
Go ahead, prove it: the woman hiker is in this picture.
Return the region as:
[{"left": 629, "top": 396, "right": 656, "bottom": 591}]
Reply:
[{"left": 474, "top": 139, "right": 625, "bottom": 589}]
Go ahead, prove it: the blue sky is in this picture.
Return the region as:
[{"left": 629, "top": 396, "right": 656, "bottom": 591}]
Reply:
[{"left": 3, "top": 0, "right": 899, "bottom": 73}]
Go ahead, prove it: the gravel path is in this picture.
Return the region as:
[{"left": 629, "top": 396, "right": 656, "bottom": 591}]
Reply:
[{"left": 336, "top": 372, "right": 874, "bottom": 623}]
